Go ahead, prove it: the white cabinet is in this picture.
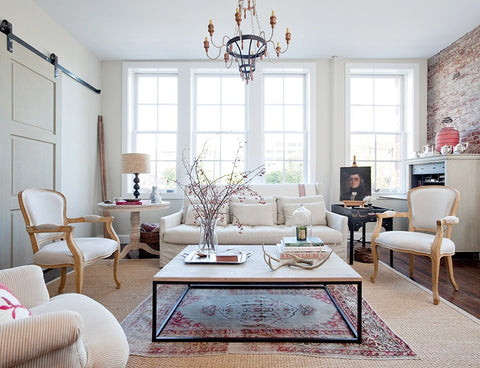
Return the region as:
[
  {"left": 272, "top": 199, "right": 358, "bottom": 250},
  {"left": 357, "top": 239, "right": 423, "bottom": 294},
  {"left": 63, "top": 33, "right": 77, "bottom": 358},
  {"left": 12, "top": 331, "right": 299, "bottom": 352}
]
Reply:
[{"left": 407, "top": 154, "right": 480, "bottom": 253}]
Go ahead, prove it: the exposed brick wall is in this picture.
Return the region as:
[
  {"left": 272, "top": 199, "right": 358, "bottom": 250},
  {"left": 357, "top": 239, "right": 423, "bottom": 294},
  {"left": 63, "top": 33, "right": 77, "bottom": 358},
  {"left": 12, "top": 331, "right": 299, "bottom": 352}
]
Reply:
[{"left": 427, "top": 24, "right": 480, "bottom": 153}]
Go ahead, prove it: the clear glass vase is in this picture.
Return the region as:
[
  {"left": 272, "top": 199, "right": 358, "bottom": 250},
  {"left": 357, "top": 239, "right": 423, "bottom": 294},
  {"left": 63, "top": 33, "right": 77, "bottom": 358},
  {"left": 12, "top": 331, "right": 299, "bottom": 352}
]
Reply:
[{"left": 198, "top": 217, "right": 218, "bottom": 256}]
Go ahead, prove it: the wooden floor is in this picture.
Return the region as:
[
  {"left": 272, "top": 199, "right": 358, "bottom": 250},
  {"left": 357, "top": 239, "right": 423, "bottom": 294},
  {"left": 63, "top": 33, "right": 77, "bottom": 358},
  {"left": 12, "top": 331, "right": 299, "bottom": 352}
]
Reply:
[{"left": 376, "top": 246, "right": 480, "bottom": 319}]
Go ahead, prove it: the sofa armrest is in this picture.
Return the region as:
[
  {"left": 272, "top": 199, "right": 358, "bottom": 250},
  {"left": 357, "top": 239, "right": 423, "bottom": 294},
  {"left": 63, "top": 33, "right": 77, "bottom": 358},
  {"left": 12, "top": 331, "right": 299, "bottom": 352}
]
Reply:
[
  {"left": 0, "top": 310, "right": 87, "bottom": 368},
  {"left": 325, "top": 210, "right": 348, "bottom": 244},
  {"left": 0, "top": 265, "right": 50, "bottom": 309},
  {"left": 159, "top": 211, "right": 183, "bottom": 233}
]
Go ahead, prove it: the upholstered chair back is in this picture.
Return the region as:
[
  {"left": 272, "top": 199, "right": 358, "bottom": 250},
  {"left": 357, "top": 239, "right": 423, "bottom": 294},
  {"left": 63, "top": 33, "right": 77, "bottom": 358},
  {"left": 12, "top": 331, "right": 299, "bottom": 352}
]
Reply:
[
  {"left": 19, "top": 188, "right": 66, "bottom": 243},
  {"left": 409, "top": 186, "right": 459, "bottom": 231}
]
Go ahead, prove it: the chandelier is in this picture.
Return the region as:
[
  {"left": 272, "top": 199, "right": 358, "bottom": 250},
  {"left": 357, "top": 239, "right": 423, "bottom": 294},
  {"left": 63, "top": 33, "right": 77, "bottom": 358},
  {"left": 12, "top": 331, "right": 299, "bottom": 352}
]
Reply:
[{"left": 203, "top": 0, "right": 291, "bottom": 84}]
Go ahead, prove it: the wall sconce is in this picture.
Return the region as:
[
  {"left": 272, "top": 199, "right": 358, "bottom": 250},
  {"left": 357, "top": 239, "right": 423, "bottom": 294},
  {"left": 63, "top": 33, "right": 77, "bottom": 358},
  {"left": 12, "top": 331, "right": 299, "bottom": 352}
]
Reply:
[{"left": 122, "top": 153, "right": 151, "bottom": 199}]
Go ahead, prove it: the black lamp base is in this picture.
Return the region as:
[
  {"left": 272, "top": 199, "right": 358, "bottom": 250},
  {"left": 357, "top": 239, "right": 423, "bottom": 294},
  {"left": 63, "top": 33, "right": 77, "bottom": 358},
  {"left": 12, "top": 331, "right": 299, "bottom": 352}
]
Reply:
[{"left": 133, "top": 173, "right": 140, "bottom": 199}]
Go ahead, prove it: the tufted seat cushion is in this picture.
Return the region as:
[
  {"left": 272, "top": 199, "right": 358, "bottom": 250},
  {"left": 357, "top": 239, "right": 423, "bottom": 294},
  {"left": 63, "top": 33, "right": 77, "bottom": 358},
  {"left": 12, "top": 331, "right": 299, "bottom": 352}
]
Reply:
[
  {"left": 34, "top": 238, "right": 118, "bottom": 266},
  {"left": 375, "top": 231, "right": 455, "bottom": 255}
]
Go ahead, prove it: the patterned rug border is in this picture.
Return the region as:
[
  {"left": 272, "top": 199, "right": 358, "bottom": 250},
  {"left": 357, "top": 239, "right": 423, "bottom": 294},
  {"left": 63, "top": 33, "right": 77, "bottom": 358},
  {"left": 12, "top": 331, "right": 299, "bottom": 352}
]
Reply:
[{"left": 121, "top": 284, "right": 418, "bottom": 360}]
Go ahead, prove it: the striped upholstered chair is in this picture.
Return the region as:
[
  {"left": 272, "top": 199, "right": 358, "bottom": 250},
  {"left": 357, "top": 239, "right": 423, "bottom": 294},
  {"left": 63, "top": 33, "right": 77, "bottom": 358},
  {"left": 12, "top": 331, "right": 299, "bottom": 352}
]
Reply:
[
  {"left": 370, "top": 185, "right": 460, "bottom": 305},
  {"left": 0, "top": 265, "right": 129, "bottom": 367}
]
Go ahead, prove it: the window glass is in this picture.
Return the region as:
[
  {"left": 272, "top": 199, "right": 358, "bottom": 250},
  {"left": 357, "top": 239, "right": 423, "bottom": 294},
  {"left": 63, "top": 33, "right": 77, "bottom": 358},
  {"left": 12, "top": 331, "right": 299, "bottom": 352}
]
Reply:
[
  {"left": 348, "top": 73, "right": 405, "bottom": 193},
  {"left": 264, "top": 75, "right": 306, "bottom": 183}
]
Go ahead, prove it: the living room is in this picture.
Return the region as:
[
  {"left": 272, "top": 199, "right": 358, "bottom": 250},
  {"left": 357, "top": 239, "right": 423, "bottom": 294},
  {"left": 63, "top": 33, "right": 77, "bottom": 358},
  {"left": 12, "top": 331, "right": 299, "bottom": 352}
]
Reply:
[{"left": 0, "top": 1, "right": 479, "bottom": 367}]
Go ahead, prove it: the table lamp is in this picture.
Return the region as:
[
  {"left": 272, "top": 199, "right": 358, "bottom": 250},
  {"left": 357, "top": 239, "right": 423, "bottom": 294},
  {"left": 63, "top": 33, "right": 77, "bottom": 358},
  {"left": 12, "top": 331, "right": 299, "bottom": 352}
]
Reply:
[{"left": 122, "top": 153, "right": 151, "bottom": 199}]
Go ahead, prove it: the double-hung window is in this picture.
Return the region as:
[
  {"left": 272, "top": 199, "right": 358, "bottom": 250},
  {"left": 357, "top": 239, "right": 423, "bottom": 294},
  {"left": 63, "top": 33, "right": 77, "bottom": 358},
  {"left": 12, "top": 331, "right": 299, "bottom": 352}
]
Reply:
[
  {"left": 346, "top": 65, "right": 418, "bottom": 193},
  {"left": 264, "top": 74, "right": 307, "bottom": 183},
  {"left": 131, "top": 73, "right": 178, "bottom": 191},
  {"left": 194, "top": 75, "right": 247, "bottom": 181}
]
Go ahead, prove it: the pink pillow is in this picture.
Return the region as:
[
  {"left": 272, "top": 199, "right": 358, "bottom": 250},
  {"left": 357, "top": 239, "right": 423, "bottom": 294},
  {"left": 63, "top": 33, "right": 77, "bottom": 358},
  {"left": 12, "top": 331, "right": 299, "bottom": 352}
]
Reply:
[{"left": 0, "top": 282, "right": 32, "bottom": 324}]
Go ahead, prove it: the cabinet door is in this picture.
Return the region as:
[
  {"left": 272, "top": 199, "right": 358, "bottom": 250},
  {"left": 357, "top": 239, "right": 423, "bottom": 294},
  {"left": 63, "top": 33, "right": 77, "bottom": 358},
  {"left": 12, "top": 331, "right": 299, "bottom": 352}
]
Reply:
[{"left": 0, "top": 35, "right": 61, "bottom": 268}]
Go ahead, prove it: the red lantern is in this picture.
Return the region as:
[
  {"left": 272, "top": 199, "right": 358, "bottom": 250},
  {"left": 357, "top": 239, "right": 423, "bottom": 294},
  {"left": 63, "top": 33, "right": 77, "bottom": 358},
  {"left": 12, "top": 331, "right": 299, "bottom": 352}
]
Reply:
[{"left": 435, "top": 126, "right": 459, "bottom": 152}]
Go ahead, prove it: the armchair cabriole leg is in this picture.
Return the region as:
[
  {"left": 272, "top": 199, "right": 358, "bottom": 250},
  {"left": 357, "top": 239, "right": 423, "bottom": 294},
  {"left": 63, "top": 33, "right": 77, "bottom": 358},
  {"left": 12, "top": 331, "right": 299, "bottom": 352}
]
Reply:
[
  {"left": 58, "top": 267, "right": 67, "bottom": 293},
  {"left": 446, "top": 255, "right": 459, "bottom": 291},
  {"left": 113, "top": 249, "right": 121, "bottom": 289},
  {"left": 370, "top": 241, "right": 378, "bottom": 283},
  {"left": 75, "top": 266, "right": 84, "bottom": 294},
  {"left": 431, "top": 255, "right": 441, "bottom": 305}
]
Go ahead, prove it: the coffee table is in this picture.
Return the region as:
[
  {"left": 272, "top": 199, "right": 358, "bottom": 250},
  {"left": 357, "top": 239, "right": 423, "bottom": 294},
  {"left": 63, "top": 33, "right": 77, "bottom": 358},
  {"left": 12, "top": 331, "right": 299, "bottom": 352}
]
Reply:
[{"left": 152, "top": 245, "right": 362, "bottom": 343}]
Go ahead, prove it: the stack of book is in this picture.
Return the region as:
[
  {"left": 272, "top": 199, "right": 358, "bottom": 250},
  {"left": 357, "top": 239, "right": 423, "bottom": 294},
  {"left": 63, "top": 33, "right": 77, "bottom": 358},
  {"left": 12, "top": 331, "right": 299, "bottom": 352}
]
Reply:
[{"left": 278, "top": 236, "right": 327, "bottom": 260}]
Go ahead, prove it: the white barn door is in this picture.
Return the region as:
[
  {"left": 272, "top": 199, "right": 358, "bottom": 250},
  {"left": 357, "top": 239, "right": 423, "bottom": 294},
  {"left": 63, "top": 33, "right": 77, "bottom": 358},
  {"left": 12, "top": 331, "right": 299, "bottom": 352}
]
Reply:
[{"left": 0, "top": 35, "right": 61, "bottom": 268}]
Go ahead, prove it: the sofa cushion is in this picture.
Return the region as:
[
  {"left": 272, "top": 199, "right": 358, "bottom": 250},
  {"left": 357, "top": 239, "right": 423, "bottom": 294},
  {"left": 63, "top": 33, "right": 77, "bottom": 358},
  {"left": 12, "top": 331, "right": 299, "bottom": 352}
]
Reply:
[
  {"left": 230, "top": 196, "right": 277, "bottom": 224},
  {"left": 163, "top": 224, "right": 343, "bottom": 246},
  {"left": 184, "top": 204, "right": 229, "bottom": 226},
  {"left": 0, "top": 282, "right": 32, "bottom": 324},
  {"left": 283, "top": 202, "right": 327, "bottom": 226},
  {"left": 230, "top": 203, "right": 275, "bottom": 226},
  {"left": 276, "top": 195, "right": 324, "bottom": 224}
]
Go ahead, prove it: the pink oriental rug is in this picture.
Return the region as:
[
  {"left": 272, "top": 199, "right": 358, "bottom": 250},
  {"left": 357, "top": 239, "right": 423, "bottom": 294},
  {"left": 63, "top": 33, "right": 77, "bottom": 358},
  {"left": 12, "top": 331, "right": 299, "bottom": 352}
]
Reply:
[{"left": 121, "top": 284, "right": 417, "bottom": 359}]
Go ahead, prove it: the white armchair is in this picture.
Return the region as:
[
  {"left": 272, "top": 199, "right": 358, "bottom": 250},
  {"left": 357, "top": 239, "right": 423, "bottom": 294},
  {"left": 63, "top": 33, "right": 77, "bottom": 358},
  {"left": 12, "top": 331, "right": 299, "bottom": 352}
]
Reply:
[
  {"left": 0, "top": 265, "right": 129, "bottom": 367},
  {"left": 18, "top": 188, "right": 121, "bottom": 294},
  {"left": 370, "top": 185, "right": 460, "bottom": 305}
]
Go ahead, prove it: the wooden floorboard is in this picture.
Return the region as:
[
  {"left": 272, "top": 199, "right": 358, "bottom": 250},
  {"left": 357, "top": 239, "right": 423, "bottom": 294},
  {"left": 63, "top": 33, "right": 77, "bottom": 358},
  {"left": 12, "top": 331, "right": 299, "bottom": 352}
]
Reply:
[{"left": 376, "top": 246, "right": 480, "bottom": 319}]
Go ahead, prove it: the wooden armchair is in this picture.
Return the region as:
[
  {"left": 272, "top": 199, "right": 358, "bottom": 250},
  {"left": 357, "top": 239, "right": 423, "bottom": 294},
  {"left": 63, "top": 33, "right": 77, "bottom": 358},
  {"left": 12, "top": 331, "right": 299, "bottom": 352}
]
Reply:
[
  {"left": 370, "top": 185, "right": 460, "bottom": 305},
  {"left": 18, "top": 188, "right": 121, "bottom": 294}
]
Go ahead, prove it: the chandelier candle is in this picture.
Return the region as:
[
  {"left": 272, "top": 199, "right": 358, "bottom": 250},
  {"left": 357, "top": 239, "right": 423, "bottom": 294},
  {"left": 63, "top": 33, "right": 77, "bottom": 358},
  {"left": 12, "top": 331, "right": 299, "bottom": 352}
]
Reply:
[{"left": 204, "top": 0, "right": 291, "bottom": 84}]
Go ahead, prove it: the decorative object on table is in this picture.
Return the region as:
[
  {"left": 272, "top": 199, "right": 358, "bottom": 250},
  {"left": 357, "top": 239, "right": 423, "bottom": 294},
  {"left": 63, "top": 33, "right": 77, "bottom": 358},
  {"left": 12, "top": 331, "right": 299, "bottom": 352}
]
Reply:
[
  {"left": 435, "top": 116, "right": 459, "bottom": 152},
  {"left": 453, "top": 142, "right": 468, "bottom": 154},
  {"left": 175, "top": 142, "right": 265, "bottom": 255},
  {"left": 339, "top": 166, "right": 371, "bottom": 201},
  {"left": 203, "top": 0, "right": 291, "bottom": 84},
  {"left": 149, "top": 185, "right": 160, "bottom": 203},
  {"left": 262, "top": 245, "right": 332, "bottom": 271},
  {"left": 122, "top": 153, "right": 151, "bottom": 199},
  {"left": 292, "top": 204, "right": 311, "bottom": 241},
  {"left": 419, "top": 144, "right": 436, "bottom": 157},
  {"left": 351, "top": 155, "right": 358, "bottom": 167},
  {"left": 440, "top": 144, "right": 453, "bottom": 155},
  {"left": 363, "top": 195, "right": 374, "bottom": 207}
]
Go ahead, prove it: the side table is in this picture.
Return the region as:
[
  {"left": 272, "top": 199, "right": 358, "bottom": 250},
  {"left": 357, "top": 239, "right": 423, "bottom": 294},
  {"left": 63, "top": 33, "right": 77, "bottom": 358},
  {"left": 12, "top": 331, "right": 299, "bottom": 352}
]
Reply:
[
  {"left": 331, "top": 204, "right": 393, "bottom": 265},
  {"left": 97, "top": 201, "right": 170, "bottom": 259}
]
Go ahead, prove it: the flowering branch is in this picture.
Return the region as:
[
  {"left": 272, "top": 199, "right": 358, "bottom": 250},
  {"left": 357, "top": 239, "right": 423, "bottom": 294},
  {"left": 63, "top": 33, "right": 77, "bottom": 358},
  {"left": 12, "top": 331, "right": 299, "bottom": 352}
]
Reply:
[{"left": 176, "top": 140, "right": 265, "bottom": 229}]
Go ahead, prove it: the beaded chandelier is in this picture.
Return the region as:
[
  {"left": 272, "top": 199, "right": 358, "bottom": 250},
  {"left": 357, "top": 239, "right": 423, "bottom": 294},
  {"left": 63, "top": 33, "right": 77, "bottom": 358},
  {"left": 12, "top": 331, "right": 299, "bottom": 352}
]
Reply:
[{"left": 203, "top": 0, "right": 291, "bottom": 84}]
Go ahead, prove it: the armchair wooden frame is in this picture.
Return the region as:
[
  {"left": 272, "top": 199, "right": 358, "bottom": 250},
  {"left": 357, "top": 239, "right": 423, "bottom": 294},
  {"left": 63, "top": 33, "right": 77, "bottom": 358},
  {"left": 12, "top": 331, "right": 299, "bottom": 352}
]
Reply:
[
  {"left": 18, "top": 188, "right": 121, "bottom": 294},
  {"left": 370, "top": 185, "right": 460, "bottom": 305}
]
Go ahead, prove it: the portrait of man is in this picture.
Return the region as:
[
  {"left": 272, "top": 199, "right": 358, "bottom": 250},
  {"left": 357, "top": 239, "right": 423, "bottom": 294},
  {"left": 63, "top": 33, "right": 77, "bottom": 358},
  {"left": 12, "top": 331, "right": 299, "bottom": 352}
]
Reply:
[{"left": 340, "top": 167, "right": 371, "bottom": 201}]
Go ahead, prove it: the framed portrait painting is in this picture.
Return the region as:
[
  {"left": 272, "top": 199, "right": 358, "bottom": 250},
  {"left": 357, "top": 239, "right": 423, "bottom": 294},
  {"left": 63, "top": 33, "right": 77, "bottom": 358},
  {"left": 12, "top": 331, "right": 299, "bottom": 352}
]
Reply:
[{"left": 340, "top": 166, "right": 371, "bottom": 201}]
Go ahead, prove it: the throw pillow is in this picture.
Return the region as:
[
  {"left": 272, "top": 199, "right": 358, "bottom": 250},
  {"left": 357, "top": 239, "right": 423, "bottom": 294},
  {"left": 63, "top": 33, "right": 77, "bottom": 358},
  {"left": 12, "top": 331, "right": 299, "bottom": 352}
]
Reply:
[
  {"left": 283, "top": 202, "right": 327, "bottom": 226},
  {"left": 230, "top": 196, "right": 277, "bottom": 224},
  {"left": 230, "top": 203, "right": 274, "bottom": 226},
  {"left": 184, "top": 204, "right": 229, "bottom": 226},
  {"left": 276, "top": 195, "right": 324, "bottom": 224},
  {"left": 0, "top": 282, "right": 32, "bottom": 324}
]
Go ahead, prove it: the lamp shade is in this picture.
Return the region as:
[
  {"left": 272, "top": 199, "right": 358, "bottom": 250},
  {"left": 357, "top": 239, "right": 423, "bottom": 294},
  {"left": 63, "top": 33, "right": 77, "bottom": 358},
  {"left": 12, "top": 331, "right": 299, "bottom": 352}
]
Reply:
[{"left": 122, "top": 153, "right": 151, "bottom": 174}]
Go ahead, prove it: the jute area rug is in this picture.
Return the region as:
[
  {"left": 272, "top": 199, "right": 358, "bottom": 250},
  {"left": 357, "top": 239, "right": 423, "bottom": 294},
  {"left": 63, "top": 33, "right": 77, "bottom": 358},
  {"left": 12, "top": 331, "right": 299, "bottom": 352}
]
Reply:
[{"left": 47, "top": 259, "right": 480, "bottom": 368}]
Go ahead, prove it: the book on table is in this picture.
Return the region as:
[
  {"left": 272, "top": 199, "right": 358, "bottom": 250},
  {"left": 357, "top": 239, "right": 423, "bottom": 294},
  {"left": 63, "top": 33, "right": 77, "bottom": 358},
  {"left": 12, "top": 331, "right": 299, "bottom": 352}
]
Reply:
[
  {"left": 281, "top": 236, "right": 324, "bottom": 251},
  {"left": 277, "top": 243, "right": 330, "bottom": 260}
]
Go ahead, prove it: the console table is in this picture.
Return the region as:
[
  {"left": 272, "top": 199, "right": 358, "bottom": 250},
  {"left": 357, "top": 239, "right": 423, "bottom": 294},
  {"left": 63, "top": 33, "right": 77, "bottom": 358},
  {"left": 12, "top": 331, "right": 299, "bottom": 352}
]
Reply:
[
  {"left": 331, "top": 204, "right": 393, "bottom": 265},
  {"left": 97, "top": 201, "right": 169, "bottom": 259}
]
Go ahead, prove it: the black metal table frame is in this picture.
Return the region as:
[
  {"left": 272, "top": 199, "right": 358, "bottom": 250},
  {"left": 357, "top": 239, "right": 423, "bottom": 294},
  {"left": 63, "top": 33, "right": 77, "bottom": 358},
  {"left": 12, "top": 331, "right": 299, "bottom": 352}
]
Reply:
[
  {"left": 331, "top": 205, "right": 394, "bottom": 265},
  {"left": 152, "top": 280, "right": 362, "bottom": 344}
]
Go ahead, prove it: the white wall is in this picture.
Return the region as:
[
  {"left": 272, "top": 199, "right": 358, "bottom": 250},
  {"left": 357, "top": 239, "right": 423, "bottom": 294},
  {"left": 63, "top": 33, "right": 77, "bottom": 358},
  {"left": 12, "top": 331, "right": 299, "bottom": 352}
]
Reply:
[{"left": 0, "top": 0, "right": 102, "bottom": 237}]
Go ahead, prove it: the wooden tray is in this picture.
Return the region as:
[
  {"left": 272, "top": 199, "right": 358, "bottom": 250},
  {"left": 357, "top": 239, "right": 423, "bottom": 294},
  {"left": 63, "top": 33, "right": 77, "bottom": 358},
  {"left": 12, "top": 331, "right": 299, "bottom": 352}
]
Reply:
[{"left": 183, "top": 251, "right": 250, "bottom": 264}]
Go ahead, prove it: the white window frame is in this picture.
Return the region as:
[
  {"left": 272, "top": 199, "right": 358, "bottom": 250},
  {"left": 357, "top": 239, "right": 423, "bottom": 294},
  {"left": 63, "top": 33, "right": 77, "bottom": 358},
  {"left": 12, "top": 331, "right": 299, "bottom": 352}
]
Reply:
[
  {"left": 123, "top": 61, "right": 316, "bottom": 199},
  {"left": 345, "top": 63, "right": 421, "bottom": 194}
]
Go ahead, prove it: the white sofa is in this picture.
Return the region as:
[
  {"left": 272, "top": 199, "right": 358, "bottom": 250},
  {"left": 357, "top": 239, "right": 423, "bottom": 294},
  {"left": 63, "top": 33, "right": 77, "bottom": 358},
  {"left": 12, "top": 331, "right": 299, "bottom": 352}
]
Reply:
[
  {"left": 159, "top": 183, "right": 348, "bottom": 267},
  {"left": 0, "top": 265, "right": 129, "bottom": 368}
]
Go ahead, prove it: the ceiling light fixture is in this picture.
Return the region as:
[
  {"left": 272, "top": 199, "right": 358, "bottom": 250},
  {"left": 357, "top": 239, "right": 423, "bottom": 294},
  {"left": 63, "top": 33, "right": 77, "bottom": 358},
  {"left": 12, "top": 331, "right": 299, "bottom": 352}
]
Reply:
[{"left": 203, "top": 0, "right": 291, "bottom": 84}]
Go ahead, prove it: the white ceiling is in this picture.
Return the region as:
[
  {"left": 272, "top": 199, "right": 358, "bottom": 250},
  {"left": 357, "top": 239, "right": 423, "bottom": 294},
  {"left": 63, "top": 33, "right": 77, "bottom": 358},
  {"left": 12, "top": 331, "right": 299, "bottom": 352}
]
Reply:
[{"left": 33, "top": 0, "right": 480, "bottom": 61}]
